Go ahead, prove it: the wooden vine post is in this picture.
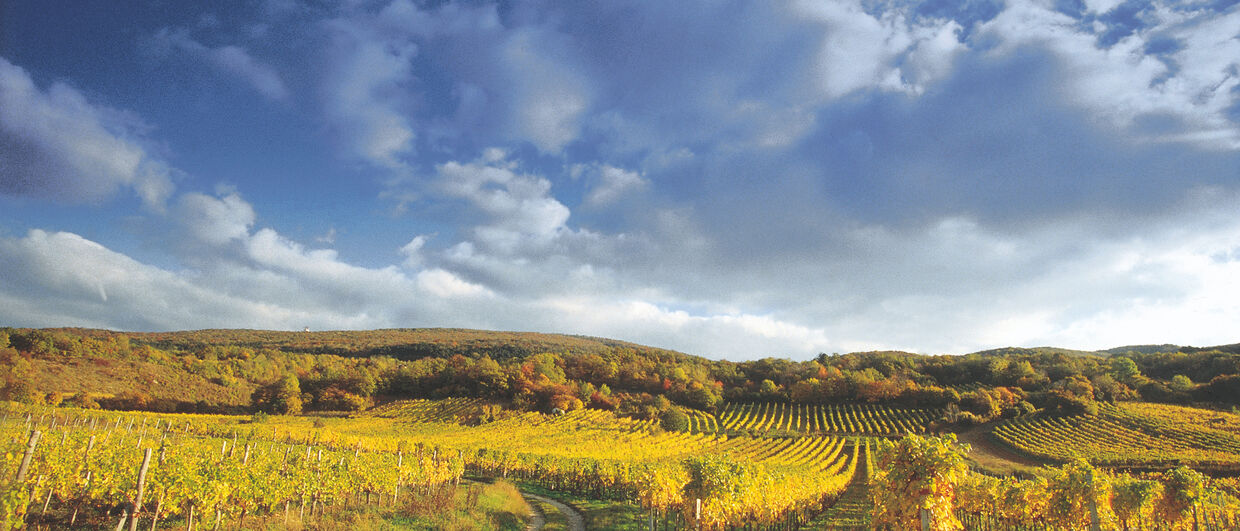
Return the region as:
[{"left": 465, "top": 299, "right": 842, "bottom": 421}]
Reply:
[
  {"left": 128, "top": 447, "right": 153, "bottom": 531},
  {"left": 15, "top": 430, "right": 41, "bottom": 482}
]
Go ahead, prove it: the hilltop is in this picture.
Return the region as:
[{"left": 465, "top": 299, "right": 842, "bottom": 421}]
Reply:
[
  {"left": 2, "top": 327, "right": 1238, "bottom": 422},
  {"left": 103, "top": 327, "right": 673, "bottom": 361}
]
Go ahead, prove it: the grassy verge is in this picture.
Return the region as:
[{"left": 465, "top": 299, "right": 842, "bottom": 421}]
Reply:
[
  {"left": 514, "top": 482, "right": 649, "bottom": 530},
  {"left": 52, "top": 481, "right": 532, "bottom": 531}
]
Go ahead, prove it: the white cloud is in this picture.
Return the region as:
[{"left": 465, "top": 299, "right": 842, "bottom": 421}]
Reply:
[
  {"left": 399, "top": 235, "right": 427, "bottom": 268},
  {"left": 0, "top": 229, "right": 304, "bottom": 331},
  {"left": 316, "top": 227, "right": 338, "bottom": 245},
  {"left": 416, "top": 268, "right": 492, "bottom": 298},
  {"left": 0, "top": 57, "right": 174, "bottom": 208},
  {"left": 580, "top": 164, "right": 648, "bottom": 206},
  {"left": 320, "top": 14, "right": 418, "bottom": 170},
  {"left": 977, "top": 1, "right": 1240, "bottom": 149},
  {"left": 1082, "top": 0, "right": 1128, "bottom": 15},
  {"left": 794, "top": 0, "right": 965, "bottom": 97},
  {"left": 501, "top": 29, "right": 591, "bottom": 153},
  {"left": 437, "top": 156, "right": 571, "bottom": 252},
  {"left": 789, "top": 194, "right": 1240, "bottom": 354},
  {"left": 150, "top": 27, "right": 289, "bottom": 101},
  {"left": 535, "top": 297, "right": 832, "bottom": 360},
  {"left": 5, "top": 183, "right": 1240, "bottom": 359},
  {"left": 0, "top": 219, "right": 828, "bottom": 359},
  {"left": 175, "top": 192, "right": 256, "bottom": 246}
]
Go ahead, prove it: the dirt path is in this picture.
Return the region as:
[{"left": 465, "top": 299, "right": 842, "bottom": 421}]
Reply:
[
  {"left": 525, "top": 498, "right": 547, "bottom": 530},
  {"left": 523, "top": 492, "right": 585, "bottom": 531},
  {"left": 957, "top": 425, "right": 1048, "bottom": 475}
]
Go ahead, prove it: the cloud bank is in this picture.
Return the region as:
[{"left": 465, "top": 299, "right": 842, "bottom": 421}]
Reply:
[{"left": 1, "top": 0, "right": 1239, "bottom": 359}]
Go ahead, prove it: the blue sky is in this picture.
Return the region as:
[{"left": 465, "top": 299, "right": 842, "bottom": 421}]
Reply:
[{"left": 1, "top": 0, "right": 1238, "bottom": 360}]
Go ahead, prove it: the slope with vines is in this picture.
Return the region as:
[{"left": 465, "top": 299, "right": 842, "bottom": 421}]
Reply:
[
  {"left": 990, "top": 402, "right": 1240, "bottom": 469},
  {"left": 714, "top": 402, "right": 938, "bottom": 436}
]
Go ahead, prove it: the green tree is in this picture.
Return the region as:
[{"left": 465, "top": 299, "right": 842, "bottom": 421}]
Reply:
[
  {"left": 1169, "top": 374, "right": 1194, "bottom": 393},
  {"left": 759, "top": 379, "right": 779, "bottom": 395},
  {"left": 682, "top": 383, "right": 719, "bottom": 410},
  {"left": 64, "top": 392, "right": 100, "bottom": 409},
  {"left": 252, "top": 374, "right": 303, "bottom": 414},
  {"left": 660, "top": 408, "right": 689, "bottom": 432},
  {"left": 1108, "top": 357, "right": 1141, "bottom": 383}
]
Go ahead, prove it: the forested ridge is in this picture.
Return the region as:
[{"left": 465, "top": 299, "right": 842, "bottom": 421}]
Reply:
[{"left": 2, "top": 327, "right": 1238, "bottom": 426}]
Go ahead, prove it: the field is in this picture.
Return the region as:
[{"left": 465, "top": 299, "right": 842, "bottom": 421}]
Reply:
[
  {"left": 991, "top": 402, "right": 1240, "bottom": 470},
  {"left": 0, "top": 402, "right": 865, "bottom": 530},
  {"left": 6, "top": 398, "right": 1240, "bottom": 530},
  {"left": 713, "top": 402, "right": 939, "bottom": 436}
]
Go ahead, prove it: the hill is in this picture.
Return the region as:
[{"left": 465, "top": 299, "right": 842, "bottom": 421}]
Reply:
[
  {"left": 54, "top": 327, "right": 677, "bottom": 361},
  {"left": 1101, "top": 344, "right": 1183, "bottom": 355},
  {"left": 969, "top": 346, "right": 1103, "bottom": 358},
  {"left": 3, "top": 326, "right": 1239, "bottom": 424}
]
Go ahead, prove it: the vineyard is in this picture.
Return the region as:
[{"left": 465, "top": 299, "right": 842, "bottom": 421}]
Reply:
[
  {"left": 0, "top": 410, "right": 466, "bottom": 530},
  {"left": 1, "top": 402, "right": 866, "bottom": 529},
  {"left": 714, "top": 402, "right": 939, "bottom": 436},
  {"left": 366, "top": 397, "right": 497, "bottom": 424},
  {"left": 991, "top": 402, "right": 1240, "bottom": 469},
  {"left": 6, "top": 398, "right": 1240, "bottom": 530}
]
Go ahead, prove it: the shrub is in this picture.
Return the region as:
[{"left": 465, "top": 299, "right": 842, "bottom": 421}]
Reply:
[{"left": 660, "top": 408, "right": 689, "bottom": 432}]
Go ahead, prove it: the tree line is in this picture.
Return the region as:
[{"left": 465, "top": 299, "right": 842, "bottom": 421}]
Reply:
[{"left": 2, "top": 328, "right": 1238, "bottom": 422}]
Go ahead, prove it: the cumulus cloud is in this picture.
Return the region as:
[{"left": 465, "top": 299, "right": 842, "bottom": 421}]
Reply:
[
  {"left": 5, "top": 1, "right": 1240, "bottom": 361},
  {"left": 0, "top": 220, "right": 829, "bottom": 359},
  {"left": 399, "top": 235, "right": 428, "bottom": 268},
  {"left": 499, "top": 29, "right": 591, "bottom": 153},
  {"left": 976, "top": 0, "right": 1240, "bottom": 148},
  {"left": 0, "top": 57, "right": 173, "bottom": 208},
  {"left": 436, "top": 155, "right": 571, "bottom": 253},
  {"left": 149, "top": 27, "right": 289, "bottom": 101},
  {"left": 416, "top": 268, "right": 492, "bottom": 298},
  {"left": 0, "top": 229, "right": 298, "bottom": 331},
  {"left": 320, "top": 11, "right": 418, "bottom": 170},
  {"left": 579, "top": 164, "right": 648, "bottom": 206},
  {"left": 794, "top": 0, "right": 966, "bottom": 97},
  {"left": 3, "top": 182, "right": 1240, "bottom": 358},
  {"left": 175, "top": 191, "right": 256, "bottom": 247},
  {"left": 310, "top": 0, "right": 598, "bottom": 165},
  {"left": 534, "top": 297, "right": 833, "bottom": 360}
]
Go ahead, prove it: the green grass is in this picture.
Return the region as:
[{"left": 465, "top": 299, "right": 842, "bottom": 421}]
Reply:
[
  {"left": 63, "top": 481, "right": 532, "bottom": 531},
  {"left": 808, "top": 481, "right": 872, "bottom": 529},
  {"left": 515, "top": 482, "right": 649, "bottom": 530},
  {"left": 526, "top": 496, "right": 569, "bottom": 531},
  {"left": 296, "top": 481, "right": 531, "bottom": 530}
]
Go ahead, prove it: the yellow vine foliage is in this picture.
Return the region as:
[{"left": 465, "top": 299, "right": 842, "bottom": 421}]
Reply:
[{"left": 869, "top": 433, "right": 970, "bottom": 531}]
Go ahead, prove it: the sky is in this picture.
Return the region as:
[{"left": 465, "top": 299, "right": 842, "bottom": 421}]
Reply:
[{"left": 1, "top": 0, "right": 1238, "bottom": 360}]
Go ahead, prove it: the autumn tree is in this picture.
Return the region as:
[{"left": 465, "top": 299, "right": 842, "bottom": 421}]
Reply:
[{"left": 251, "top": 374, "right": 303, "bottom": 414}]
